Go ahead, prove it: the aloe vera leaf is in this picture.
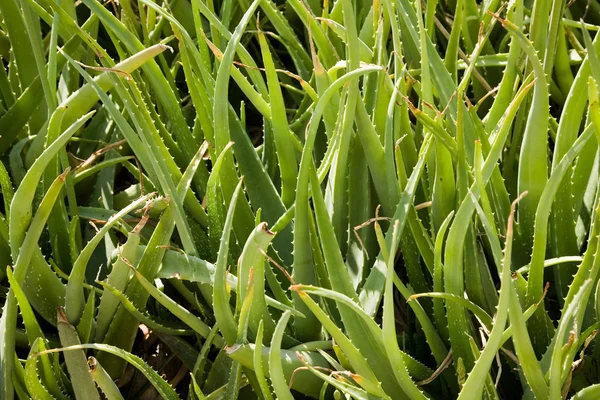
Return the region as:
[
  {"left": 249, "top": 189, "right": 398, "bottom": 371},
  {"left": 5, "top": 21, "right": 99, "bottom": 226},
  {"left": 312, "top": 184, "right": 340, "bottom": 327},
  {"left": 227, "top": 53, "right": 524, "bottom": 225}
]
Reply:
[
  {"left": 182, "top": 0, "right": 268, "bottom": 93},
  {"left": 432, "top": 211, "right": 453, "bottom": 341},
  {"left": 526, "top": 124, "right": 594, "bottom": 341},
  {"left": 87, "top": 357, "right": 124, "bottom": 400},
  {"left": 57, "top": 308, "right": 101, "bottom": 400},
  {"left": 9, "top": 111, "right": 91, "bottom": 260},
  {"left": 528, "top": 0, "right": 552, "bottom": 54},
  {"left": 294, "top": 285, "right": 424, "bottom": 397},
  {"left": 6, "top": 268, "right": 44, "bottom": 345},
  {"left": 11, "top": 168, "right": 68, "bottom": 284},
  {"left": 58, "top": 45, "right": 207, "bottom": 229},
  {"left": 318, "top": 18, "right": 373, "bottom": 62},
  {"left": 472, "top": 141, "right": 500, "bottom": 268},
  {"left": 467, "top": 336, "right": 501, "bottom": 400},
  {"left": 76, "top": 290, "right": 96, "bottom": 344},
  {"left": 409, "top": 292, "right": 493, "bottom": 332},
  {"left": 471, "top": 190, "right": 550, "bottom": 391},
  {"left": 1, "top": 163, "right": 78, "bottom": 398},
  {"left": 382, "top": 222, "right": 431, "bottom": 397},
  {"left": 0, "top": 40, "right": 166, "bottom": 157},
  {"left": 79, "top": 0, "right": 197, "bottom": 165},
  {"left": 12, "top": 356, "right": 31, "bottom": 400},
  {"left": 444, "top": 0, "right": 463, "bottom": 82},
  {"left": 62, "top": 48, "right": 206, "bottom": 242},
  {"left": 98, "top": 282, "right": 192, "bottom": 336},
  {"left": 117, "top": 245, "right": 300, "bottom": 316},
  {"left": 42, "top": 102, "right": 74, "bottom": 275},
  {"left": 0, "top": 162, "right": 13, "bottom": 226},
  {"left": 203, "top": 349, "right": 234, "bottom": 394},
  {"left": 252, "top": 322, "right": 273, "bottom": 400},
  {"left": 590, "top": 78, "right": 600, "bottom": 145},
  {"left": 236, "top": 266, "right": 255, "bottom": 344},
  {"left": 285, "top": 0, "right": 337, "bottom": 68},
  {"left": 508, "top": 282, "right": 550, "bottom": 398},
  {"left": 416, "top": 1, "right": 456, "bottom": 236},
  {"left": 66, "top": 192, "right": 155, "bottom": 325},
  {"left": 354, "top": 98, "right": 392, "bottom": 213},
  {"left": 439, "top": 78, "right": 533, "bottom": 371},
  {"left": 0, "top": 81, "right": 42, "bottom": 158},
  {"left": 258, "top": 0, "right": 312, "bottom": 79},
  {"left": 205, "top": 142, "right": 231, "bottom": 260},
  {"left": 203, "top": 1, "right": 262, "bottom": 266},
  {"left": 206, "top": 144, "right": 232, "bottom": 261},
  {"left": 296, "top": 357, "right": 377, "bottom": 400},
  {"left": 212, "top": 0, "right": 259, "bottom": 153},
  {"left": 227, "top": 111, "right": 293, "bottom": 265},
  {"left": 549, "top": 20, "right": 600, "bottom": 302},
  {"left": 226, "top": 342, "right": 329, "bottom": 398},
  {"left": 553, "top": 24, "right": 575, "bottom": 98},
  {"left": 95, "top": 227, "right": 141, "bottom": 342},
  {"left": 516, "top": 257, "right": 586, "bottom": 275},
  {"left": 485, "top": 0, "right": 523, "bottom": 131},
  {"left": 257, "top": 31, "right": 298, "bottom": 208},
  {"left": 237, "top": 222, "right": 277, "bottom": 343},
  {"left": 104, "top": 78, "right": 200, "bottom": 252},
  {"left": 323, "top": 0, "right": 360, "bottom": 257},
  {"left": 309, "top": 160, "right": 356, "bottom": 284},
  {"left": 458, "top": 113, "right": 495, "bottom": 317},
  {"left": 8, "top": 137, "right": 29, "bottom": 188},
  {"left": 311, "top": 41, "right": 339, "bottom": 137},
  {"left": 43, "top": 342, "right": 180, "bottom": 399},
  {"left": 293, "top": 65, "right": 382, "bottom": 340},
  {"left": 359, "top": 134, "right": 433, "bottom": 315},
  {"left": 7, "top": 267, "right": 65, "bottom": 399},
  {"left": 548, "top": 280, "right": 594, "bottom": 400},
  {"left": 191, "top": 323, "right": 220, "bottom": 385},
  {"left": 24, "top": 339, "right": 54, "bottom": 400},
  {"left": 458, "top": 195, "right": 519, "bottom": 399},
  {"left": 190, "top": 374, "right": 206, "bottom": 400},
  {"left": 99, "top": 140, "right": 217, "bottom": 375},
  {"left": 0, "top": 0, "right": 37, "bottom": 91},
  {"left": 129, "top": 267, "right": 222, "bottom": 344},
  {"left": 346, "top": 135, "right": 375, "bottom": 288},
  {"left": 496, "top": 17, "right": 549, "bottom": 261},
  {"left": 542, "top": 0, "right": 567, "bottom": 77},
  {"left": 223, "top": 360, "right": 243, "bottom": 400},
  {"left": 19, "top": 0, "right": 55, "bottom": 113},
  {"left": 540, "top": 190, "right": 600, "bottom": 373},
  {"left": 213, "top": 178, "right": 244, "bottom": 345},
  {"left": 60, "top": 43, "right": 169, "bottom": 124},
  {"left": 572, "top": 384, "right": 600, "bottom": 400},
  {"left": 266, "top": 311, "right": 293, "bottom": 400}
]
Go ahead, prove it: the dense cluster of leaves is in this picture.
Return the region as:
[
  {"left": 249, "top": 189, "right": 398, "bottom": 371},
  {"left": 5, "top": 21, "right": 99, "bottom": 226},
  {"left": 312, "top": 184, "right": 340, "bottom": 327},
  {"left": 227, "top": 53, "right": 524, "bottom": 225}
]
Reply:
[{"left": 1, "top": 0, "right": 600, "bottom": 398}]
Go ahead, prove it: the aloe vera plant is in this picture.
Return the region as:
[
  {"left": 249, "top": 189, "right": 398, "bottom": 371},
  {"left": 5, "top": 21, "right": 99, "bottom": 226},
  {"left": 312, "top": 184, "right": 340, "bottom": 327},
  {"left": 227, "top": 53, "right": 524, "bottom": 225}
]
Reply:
[{"left": 2, "top": 0, "right": 600, "bottom": 398}]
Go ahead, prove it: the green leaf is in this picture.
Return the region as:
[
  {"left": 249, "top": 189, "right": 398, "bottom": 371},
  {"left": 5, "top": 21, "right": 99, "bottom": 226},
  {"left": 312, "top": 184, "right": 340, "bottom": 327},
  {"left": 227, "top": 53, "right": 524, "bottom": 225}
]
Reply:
[
  {"left": 38, "top": 342, "right": 180, "bottom": 400},
  {"left": 57, "top": 308, "right": 101, "bottom": 400},
  {"left": 87, "top": 357, "right": 124, "bottom": 400},
  {"left": 66, "top": 193, "right": 155, "bottom": 325},
  {"left": 213, "top": 179, "right": 245, "bottom": 345},
  {"left": 268, "top": 311, "right": 294, "bottom": 400}
]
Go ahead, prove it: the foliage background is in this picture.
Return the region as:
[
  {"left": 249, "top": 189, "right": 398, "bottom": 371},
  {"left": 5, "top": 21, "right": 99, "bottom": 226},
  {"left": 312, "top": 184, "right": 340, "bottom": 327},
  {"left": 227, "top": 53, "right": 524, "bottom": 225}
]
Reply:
[{"left": 1, "top": 0, "right": 600, "bottom": 399}]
